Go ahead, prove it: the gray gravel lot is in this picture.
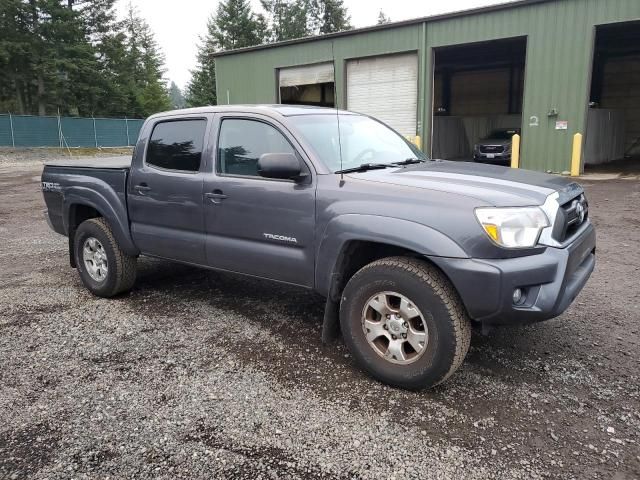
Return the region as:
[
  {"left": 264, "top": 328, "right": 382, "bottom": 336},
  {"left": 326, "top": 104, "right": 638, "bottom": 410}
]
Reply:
[{"left": 0, "top": 149, "right": 639, "bottom": 479}]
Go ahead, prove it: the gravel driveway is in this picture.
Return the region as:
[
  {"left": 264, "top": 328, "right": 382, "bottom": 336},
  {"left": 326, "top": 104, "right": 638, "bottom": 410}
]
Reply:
[{"left": 0, "top": 150, "right": 638, "bottom": 479}]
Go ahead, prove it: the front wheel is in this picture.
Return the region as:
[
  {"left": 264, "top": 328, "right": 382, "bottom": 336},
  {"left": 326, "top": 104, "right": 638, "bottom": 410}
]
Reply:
[
  {"left": 340, "top": 257, "right": 471, "bottom": 390},
  {"left": 73, "top": 218, "right": 137, "bottom": 297}
]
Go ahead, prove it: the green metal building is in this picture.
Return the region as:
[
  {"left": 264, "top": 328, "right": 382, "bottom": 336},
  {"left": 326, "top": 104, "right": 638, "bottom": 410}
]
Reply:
[{"left": 214, "top": 0, "right": 640, "bottom": 173}]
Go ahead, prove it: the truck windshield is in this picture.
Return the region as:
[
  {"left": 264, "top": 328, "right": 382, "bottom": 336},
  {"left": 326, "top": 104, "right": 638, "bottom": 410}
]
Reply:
[
  {"left": 486, "top": 129, "right": 519, "bottom": 140},
  {"left": 293, "top": 114, "right": 427, "bottom": 173}
]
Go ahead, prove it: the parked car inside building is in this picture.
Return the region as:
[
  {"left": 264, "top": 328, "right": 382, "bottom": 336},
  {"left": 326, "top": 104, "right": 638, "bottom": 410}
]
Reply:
[{"left": 473, "top": 128, "right": 520, "bottom": 166}]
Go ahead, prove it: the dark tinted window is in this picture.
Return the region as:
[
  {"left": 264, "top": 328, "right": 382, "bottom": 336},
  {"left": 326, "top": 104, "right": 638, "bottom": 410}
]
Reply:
[
  {"left": 147, "top": 120, "right": 207, "bottom": 172},
  {"left": 218, "top": 119, "right": 295, "bottom": 177}
]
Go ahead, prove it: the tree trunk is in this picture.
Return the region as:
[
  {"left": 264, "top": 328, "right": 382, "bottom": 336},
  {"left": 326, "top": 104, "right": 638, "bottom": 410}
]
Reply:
[
  {"left": 15, "top": 80, "right": 25, "bottom": 115},
  {"left": 38, "top": 74, "right": 46, "bottom": 116}
]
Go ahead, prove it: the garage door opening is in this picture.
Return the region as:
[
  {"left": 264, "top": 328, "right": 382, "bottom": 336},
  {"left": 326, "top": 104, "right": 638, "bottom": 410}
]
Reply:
[
  {"left": 585, "top": 21, "right": 640, "bottom": 173},
  {"left": 431, "top": 37, "right": 527, "bottom": 165},
  {"left": 278, "top": 63, "right": 335, "bottom": 107}
]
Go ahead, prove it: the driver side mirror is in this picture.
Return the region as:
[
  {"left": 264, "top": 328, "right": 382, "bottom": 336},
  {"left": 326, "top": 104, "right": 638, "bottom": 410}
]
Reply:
[{"left": 258, "top": 153, "right": 306, "bottom": 181}]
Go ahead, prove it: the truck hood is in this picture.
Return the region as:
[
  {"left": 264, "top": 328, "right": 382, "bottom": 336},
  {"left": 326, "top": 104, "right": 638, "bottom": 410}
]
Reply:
[
  {"left": 347, "top": 160, "right": 579, "bottom": 207},
  {"left": 476, "top": 138, "right": 512, "bottom": 147}
]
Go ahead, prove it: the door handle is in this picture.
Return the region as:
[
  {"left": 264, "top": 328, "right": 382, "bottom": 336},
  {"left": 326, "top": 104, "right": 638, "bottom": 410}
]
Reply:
[
  {"left": 205, "top": 190, "right": 228, "bottom": 204},
  {"left": 134, "top": 184, "right": 151, "bottom": 195}
]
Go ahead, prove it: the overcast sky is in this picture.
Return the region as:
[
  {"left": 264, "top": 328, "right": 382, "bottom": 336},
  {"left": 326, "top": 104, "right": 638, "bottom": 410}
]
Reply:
[{"left": 115, "top": 0, "right": 516, "bottom": 90}]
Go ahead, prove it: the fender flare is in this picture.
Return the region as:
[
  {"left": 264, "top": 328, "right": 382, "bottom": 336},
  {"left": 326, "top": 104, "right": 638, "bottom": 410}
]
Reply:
[
  {"left": 315, "top": 214, "right": 468, "bottom": 298},
  {"left": 63, "top": 187, "right": 139, "bottom": 257},
  {"left": 317, "top": 214, "right": 469, "bottom": 344}
]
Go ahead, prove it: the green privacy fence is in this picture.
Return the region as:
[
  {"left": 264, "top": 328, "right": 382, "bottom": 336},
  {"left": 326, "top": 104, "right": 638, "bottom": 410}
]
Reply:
[{"left": 0, "top": 114, "right": 144, "bottom": 148}]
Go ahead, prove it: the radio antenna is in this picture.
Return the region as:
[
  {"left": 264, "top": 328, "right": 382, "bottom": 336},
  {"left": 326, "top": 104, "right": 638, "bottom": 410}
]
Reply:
[{"left": 331, "top": 41, "right": 345, "bottom": 182}]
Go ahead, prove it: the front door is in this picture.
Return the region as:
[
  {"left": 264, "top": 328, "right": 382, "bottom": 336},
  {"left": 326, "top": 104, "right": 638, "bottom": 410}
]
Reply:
[
  {"left": 204, "top": 115, "right": 316, "bottom": 287},
  {"left": 128, "top": 117, "right": 209, "bottom": 264}
]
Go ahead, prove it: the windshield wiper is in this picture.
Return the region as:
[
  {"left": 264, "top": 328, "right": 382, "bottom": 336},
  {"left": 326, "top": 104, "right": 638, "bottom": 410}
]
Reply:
[
  {"left": 335, "top": 163, "right": 393, "bottom": 174},
  {"left": 392, "top": 158, "right": 427, "bottom": 166}
]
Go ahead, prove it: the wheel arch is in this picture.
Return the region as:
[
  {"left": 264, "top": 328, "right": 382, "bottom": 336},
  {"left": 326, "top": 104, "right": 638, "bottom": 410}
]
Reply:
[
  {"left": 64, "top": 190, "right": 139, "bottom": 267},
  {"left": 317, "top": 215, "right": 469, "bottom": 344},
  {"left": 315, "top": 215, "right": 468, "bottom": 299}
]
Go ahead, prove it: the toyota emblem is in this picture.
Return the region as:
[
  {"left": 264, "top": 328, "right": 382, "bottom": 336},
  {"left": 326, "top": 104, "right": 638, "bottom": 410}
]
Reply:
[{"left": 576, "top": 201, "right": 585, "bottom": 224}]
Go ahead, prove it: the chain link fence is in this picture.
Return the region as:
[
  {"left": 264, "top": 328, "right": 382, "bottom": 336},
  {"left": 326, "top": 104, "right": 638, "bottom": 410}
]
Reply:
[{"left": 0, "top": 114, "right": 144, "bottom": 148}]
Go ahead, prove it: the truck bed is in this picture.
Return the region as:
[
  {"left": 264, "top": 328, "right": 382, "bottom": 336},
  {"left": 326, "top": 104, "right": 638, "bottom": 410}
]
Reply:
[
  {"left": 42, "top": 158, "right": 131, "bottom": 238},
  {"left": 44, "top": 155, "right": 131, "bottom": 169}
]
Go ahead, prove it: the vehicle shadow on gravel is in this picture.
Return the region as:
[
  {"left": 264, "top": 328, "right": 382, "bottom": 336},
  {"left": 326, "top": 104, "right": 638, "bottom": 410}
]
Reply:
[{"left": 130, "top": 257, "right": 568, "bottom": 393}]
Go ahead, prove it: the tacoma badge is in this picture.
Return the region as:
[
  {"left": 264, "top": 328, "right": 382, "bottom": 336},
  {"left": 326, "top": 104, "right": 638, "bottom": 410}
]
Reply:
[{"left": 263, "top": 233, "right": 297, "bottom": 243}]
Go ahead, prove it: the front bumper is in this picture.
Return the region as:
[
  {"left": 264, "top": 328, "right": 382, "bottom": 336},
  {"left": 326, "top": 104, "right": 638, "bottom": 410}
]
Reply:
[
  {"left": 431, "top": 223, "right": 596, "bottom": 325},
  {"left": 474, "top": 153, "right": 511, "bottom": 165}
]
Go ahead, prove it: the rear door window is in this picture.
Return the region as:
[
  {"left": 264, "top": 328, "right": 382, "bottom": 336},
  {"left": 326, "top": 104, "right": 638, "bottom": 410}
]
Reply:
[{"left": 146, "top": 119, "right": 207, "bottom": 172}]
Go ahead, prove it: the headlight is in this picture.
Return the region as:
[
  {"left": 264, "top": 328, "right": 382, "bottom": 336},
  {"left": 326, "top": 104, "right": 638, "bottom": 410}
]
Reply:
[{"left": 475, "top": 207, "right": 549, "bottom": 248}]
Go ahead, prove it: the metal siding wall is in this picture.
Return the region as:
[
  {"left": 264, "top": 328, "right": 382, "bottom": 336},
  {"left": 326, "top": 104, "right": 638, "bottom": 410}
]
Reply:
[
  {"left": 215, "top": 41, "right": 334, "bottom": 105},
  {"left": 424, "top": 0, "right": 640, "bottom": 172},
  {"left": 599, "top": 55, "right": 640, "bottom": 152},
  {"left": 215, "top": 25, "right": 421, "bottom": 110},
  {"left": 449, "top": 69, "right": 511, "bottom": 116},
  {"left": 216, "top": 0, "right": 640, "bottom": 172}
]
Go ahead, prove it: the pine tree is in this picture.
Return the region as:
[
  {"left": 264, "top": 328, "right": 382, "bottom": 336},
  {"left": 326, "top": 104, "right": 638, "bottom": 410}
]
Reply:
[
  {"left": 0, "top": 0, "right": 102, "bottom": 115},
  {"left": 0, "top": 0, "right": 33, "bottom": 113},
  {"left": 186, "top": 0, "right": 268, "bottom": 107},
  {"left": 377, "top": 10, "right": 391, "bottom": 25},
  {"left": 210, "top": 0, "right": 268, "bottom": 50},
  {"left": 185, "top": 14, "right": 218, "bottom": 107},
  {"left": 261, "top": 0, "right": 310, "bottom": 42},
  {"left": 309, "top": 0, "right": 351, "bottom": 35},
  {"left": 169, "top": 81, "right": 186, "bottom": 109},
  {"left": 72, "top": 0, "right": 124, "bottom": 116},
  {"left": 0, "top": 0, "right": 172, "bottom": 117},
  {"left": 120, "top": 4, "right": 171, "bottom": 116}
]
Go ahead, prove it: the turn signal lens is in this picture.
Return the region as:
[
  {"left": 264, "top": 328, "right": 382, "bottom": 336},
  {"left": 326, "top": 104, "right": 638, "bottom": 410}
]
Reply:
[{"left": 482, "top": 224, "right": 500, "bottom": 242}]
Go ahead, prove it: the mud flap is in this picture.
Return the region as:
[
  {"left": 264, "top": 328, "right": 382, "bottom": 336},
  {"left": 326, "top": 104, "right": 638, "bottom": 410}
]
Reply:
[
  {"left": 321, "top": 297, "right": 340, "bottom": 344},
  {"left": 69, "top": 233, "right": 76, "bottom": 268},
  {"left": 321, "top": 272, "right": 342, "bottom": 344}
]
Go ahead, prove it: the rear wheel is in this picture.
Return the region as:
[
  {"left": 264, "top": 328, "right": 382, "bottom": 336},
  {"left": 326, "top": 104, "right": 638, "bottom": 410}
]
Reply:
[
  {"left": 73, "top": 218, "right": 137, "bottom": 297},
  {"left": 340, "top": 257, "right": 471, "bottom": 390}
]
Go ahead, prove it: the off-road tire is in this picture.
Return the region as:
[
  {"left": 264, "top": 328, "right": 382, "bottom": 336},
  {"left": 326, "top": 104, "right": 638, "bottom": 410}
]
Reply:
[
  {"left": 340, "top": 256, "right": 471, "bottom": 390},
  {"left": 73, "top": 218, "right": 137, "bottom": 297}
]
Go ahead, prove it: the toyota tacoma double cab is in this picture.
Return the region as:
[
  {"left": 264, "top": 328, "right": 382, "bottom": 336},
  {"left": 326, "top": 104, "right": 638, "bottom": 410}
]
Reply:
[{"left": 41, "top": 105, "right": 596, "bottom": 390}]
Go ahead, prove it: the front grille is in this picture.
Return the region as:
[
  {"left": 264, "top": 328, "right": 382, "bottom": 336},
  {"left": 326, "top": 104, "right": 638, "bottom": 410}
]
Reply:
[
  {"left": 552, "top": 194, "right": 589, "bottom": 242},
  {"left": 479, "top": 145, "right": 505, "bottom": 154}
]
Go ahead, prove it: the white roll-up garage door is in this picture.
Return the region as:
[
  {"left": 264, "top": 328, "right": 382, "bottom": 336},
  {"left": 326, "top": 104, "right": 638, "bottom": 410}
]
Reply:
[
  {"left": 346, "top": 53, "right": 418, "bottom": 137},
  {"left": 279, "top": 63, "right": 334, "bottom": 87}
]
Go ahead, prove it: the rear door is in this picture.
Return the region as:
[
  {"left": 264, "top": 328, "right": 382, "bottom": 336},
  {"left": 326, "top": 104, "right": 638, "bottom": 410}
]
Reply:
[
  {"left": 128, "top": 116, "right": 210, "bottom": 264},
  {"left": 203, "top": 114, "right": 316, "bottom": 287}
]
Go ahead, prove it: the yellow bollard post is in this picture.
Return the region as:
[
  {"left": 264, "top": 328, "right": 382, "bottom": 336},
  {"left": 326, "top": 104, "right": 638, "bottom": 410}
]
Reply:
[
  {"left": 510, "top": 134, "right": 520, "bottom": 169},
  {"left": 571, "top": 133, "right": 583, "bottom": 177},
  {"left": 413, "top": 135, "right": 422, "bottom": 150}
]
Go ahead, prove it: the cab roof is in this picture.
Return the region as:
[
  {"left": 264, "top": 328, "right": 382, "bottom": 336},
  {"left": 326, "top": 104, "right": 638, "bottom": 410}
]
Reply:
[{"left": 147, "top": 104, "right": 357, "bottom": 120}]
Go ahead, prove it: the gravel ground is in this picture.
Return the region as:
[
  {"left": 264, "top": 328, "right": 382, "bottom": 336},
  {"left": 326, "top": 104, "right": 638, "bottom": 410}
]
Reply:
[{"left": 0, "top": 149, "right": 638, "bottom": 479}]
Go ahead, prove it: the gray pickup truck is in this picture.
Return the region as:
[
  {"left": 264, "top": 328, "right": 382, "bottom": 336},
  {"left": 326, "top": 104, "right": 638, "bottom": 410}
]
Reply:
[{"left": 42, "top": 105, "right": 596, "bottom": 389}]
